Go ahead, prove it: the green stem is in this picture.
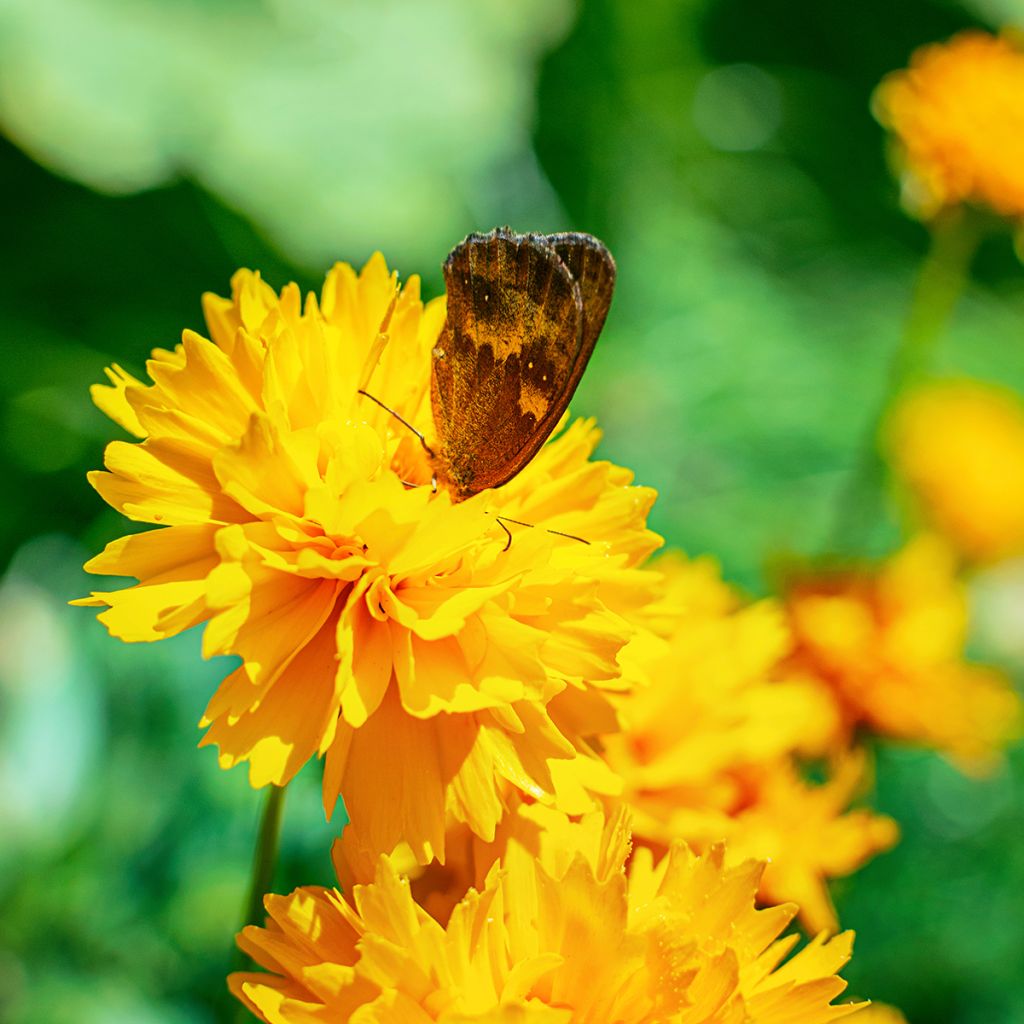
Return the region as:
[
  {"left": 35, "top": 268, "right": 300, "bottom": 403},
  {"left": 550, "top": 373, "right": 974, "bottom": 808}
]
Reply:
[
  {"left": 231, "top": 783, "right": 287, "bottom": 1002},
  {"left": 244, "top": 783, "right": 287, "bottom": 929},
  {"left": 893, "top": 210, "right": 985, "bottom": 386},
  {"left": 826, "top": 210, "right": 984, "bottom": 553}
]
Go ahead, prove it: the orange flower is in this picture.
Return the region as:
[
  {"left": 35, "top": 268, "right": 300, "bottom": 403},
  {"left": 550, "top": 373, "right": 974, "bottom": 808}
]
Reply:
[
  {"left": 874, "top": 31, "right": 1024, "bottom": 219},
  {"left": 234, "top": 803, "right": 866, "bottom": 1023},
  {"left": 603, "top": 554, "right": 896, "bottom": 932},
  {"left": 887, "top": 378, "right": 1024, "bottom": 563},
  {"left": 785, "top": 534, "right": 1021, "bottom": 770},
  {"left": 75, "top": 256, "right": 660, "bottom": 862}
]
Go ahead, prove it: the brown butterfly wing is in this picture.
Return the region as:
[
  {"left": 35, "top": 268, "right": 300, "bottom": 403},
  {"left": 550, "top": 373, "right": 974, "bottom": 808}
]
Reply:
[
  {"left": 431, "top": 228, "right": 584, "bottom": 499},
  {"left": 544, "top": 232, "right": 617, "bottom": 366}
]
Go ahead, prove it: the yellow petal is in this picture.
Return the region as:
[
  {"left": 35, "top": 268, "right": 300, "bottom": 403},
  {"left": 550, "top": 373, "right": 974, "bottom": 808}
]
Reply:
[
  {"left": 91, "top": 364, "right": 146, "bottom": 438},
  {"left": 92, "top": 437, "right": 244, "bottom": 525},
  {"left": 201, "top": 617, "right": 341, "bottom": 788}
]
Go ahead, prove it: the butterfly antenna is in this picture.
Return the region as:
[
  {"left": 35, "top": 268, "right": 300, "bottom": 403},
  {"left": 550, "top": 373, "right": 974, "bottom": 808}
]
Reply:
[
  {"left": 493, "top": 514, "right": 590, "bottom": 550},
  {"left": 357, "top": 389, "right": 435, "bottom": 459}
]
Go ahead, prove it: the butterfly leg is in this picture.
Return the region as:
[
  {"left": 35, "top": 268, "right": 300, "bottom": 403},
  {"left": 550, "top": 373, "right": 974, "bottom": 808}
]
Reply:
[
  {"left": 495, "top": 518, "right": 515, "bottom": 553},
  {"left": 542, "top": 528, "right": 590, "bottom": 546}
]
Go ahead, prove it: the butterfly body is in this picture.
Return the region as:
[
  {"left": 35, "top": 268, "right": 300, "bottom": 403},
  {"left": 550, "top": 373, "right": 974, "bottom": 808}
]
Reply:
[{"left": 430, "top": 227, "right": 615, "bottom": 500}]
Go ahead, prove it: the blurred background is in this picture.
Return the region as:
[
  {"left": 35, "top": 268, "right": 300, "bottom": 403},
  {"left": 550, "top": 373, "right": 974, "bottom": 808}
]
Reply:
[{"left": 2, "top": 0, "right": 1024, "bottom": 1021}]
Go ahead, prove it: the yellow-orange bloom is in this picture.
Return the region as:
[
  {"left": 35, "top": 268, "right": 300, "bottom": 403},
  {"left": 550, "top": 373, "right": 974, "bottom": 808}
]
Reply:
[
  {"left": 604, "top": 554, "right": 896, "bottom": 932},
  {"left": 234, "top": 804, "right": 865, "bottom": 1023},
  {"left": 887, "top": 378, "right": 1024, "bottom": 563},
  {"left": 873, "top": 31, "right": 1024, "bottom": 219},
  {"left": 709, "top": 756, "right": 899, "bottom": 936},
  {"left": 75, "top": 256, "right": 660, "bottom": 862},
  {"left": 784, "top": 534, "right": 1021, "bottom": 770}
]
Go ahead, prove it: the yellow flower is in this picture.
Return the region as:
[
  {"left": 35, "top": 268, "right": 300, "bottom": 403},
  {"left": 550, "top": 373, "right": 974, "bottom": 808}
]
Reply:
[
  {"left": 603, "top": 554, "right": 896, "bottom": 933},
  {"left": 887, "top": 378, "right": 1024, "bottom": 563},
  {"left": 784, "top": 534, "right": 1021, "bottom": 770},
  {"left": 714, "top": 756, "right": 899, "bottom": 936},
  {"left": 610, "top": 553, "right": 838, "bottom": 786},
  {"left": 233, "top": 803, "right": 865, "bottom": 1023},
  {"left": 75, "top": 256, "right": 660, "bottom": 862},
  {"left": 873, "top": 31, "right": 1024, "bottom": 220}
]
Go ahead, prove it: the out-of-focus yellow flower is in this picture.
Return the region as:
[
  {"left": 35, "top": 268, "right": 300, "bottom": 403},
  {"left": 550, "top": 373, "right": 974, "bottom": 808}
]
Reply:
[
  {"left": 715, "top": 756, "right": 899, "bottom": 936},
  {"left": 887, "top": 378, "right": 1024, "bottom": 563},
  {"left": 74, "top": 256, "right": 660, "bottom": 863},
  {"left": 233, "top": 803, "right": 865, "bottom": 1023},
  {"left": 609, "top": 554, "right": 838, "bottom": 787},
  {"left": 603, "top": 554, "right": 897, "bottom": 932},
  {"left": 873, "top": 31, "right": 1024, "bottom": 220},
  {"left": 785, "top": 534, "right": 1021, "bottom": 770}
]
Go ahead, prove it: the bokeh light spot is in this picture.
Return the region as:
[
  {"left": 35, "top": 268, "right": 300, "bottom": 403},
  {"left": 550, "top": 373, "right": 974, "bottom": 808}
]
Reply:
[{"left": 692, "top": 63, "right": 783, "bottom": 152}]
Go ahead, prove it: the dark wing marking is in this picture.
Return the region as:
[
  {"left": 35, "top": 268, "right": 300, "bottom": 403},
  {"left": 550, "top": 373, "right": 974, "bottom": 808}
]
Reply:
[{"left": 430, "top": 227, "right": 583, "bottom": 499}]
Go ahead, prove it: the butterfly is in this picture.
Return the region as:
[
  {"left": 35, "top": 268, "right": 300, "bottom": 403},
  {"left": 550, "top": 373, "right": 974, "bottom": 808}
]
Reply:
[{"left": 429, "top": 226, "right": 616, "bottom": 501}]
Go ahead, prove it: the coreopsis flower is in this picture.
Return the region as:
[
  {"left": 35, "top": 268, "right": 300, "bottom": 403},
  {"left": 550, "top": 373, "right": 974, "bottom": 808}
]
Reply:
[
  {"left": 784, "top": 534, "right": 1021, "bottom": 770},
  {"left": 603, "top": 554, "right": 896, "bottom": 932},
  {"left": 75, "top": 256, "right": 660, "bottom": 862},
  {"left": 873, "top": 31, "right": 1024, "bottom": 220},
  {"left": 711, "top": 756, "right": 899, "bottom": 936},
  {"left": 233, "top": 802, "right": 866, "bottom": 1023},
  {"left": 887, "top": 378, "right": 1024, "bottom": 563},
  {"left": 611, "top": 553, "right": 839, "bottom": 783}
]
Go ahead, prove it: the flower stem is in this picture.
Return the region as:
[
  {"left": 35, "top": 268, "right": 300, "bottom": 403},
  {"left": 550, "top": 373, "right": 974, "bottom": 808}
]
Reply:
[
  {"left": 892, "top": 210, "right": 984, "bottom": 386},
  {"left": 244, "top": 783, "right": 287, "bottom": 928},
  {"left": 231, "top": 783, "right": 287, "bottom": 989},
  {"left": 826, "top": 210, "right": 984, "bottom": 552},
  {"left": 229, "top": 784, "right": 287, "bottom": 1020}
]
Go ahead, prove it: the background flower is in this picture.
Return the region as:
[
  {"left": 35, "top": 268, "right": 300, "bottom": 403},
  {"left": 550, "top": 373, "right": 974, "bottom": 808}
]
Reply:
[
  {"left": 887, "top": 378, "right": 1024, "bottom": 563},
  {"left": 234, "top": 804, "right": 865, "bottom": 1023},
  {"left": 873, "top": 31, "right": 1024, "bottom": 220},
  {"left": 76, "top": 256, "right": 661, "bottom": 862},
  {"left": 783, "top": 534, "right": 1021, "bottom": 770},
  {"left": 604, "top": 554, "right": 897, "bottom": 932}
]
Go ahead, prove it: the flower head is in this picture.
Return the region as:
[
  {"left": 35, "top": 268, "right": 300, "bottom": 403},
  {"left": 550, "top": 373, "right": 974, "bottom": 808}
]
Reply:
[
  {"left": 887, "top": 378, "right": 1024, "bottom": 563},
  {"left": 873, "top": 31, "right": 1024, "bottom": 220},
  {"left": 784, "top": 535, "right": 1021, "bottom": 770},
  {"left": 603, "top": 554, "right": 896, "bottom": 932},
  {"left": 76, "top": 256, "right": 660, "bottom": 861},
  {"left": 233, "top": 803, "right": 865, "bottom": 1023}
]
